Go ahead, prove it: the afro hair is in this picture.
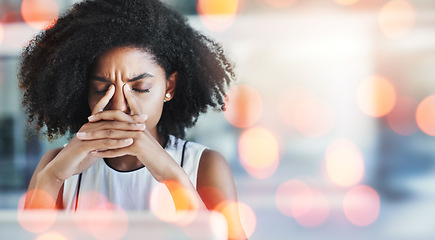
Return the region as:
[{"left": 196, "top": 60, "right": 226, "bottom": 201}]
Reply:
[{"left": 18, "top": 0, "right": 235, "bottom": 140}]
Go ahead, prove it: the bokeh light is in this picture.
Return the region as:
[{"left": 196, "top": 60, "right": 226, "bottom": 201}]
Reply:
[
  {"left": 21, "top": 0, "right": 59, "bottom": 30},
  {"left": 293, "top": 190, "right": 330, "bottom": 228},
  {"left": 150, "top": 181, "right": 198, "bottom": 225},
  {"left": 197, "top": 0, "right": 239, "bottom": 32},
  {"left": 278, "top": 88, "right": 335, "bottom": 138},
  {"left": 387, "top": 96, "right": 418, "bottom": 136},
  {"left": 215, "top": 201, "right": 256, "bottom": 239},
  {"left": 379, "top": 0, "right": 415, "bottom": 39},
  {"left": 0, "top": 22, "right": 4, "bottom": 45},
  {"left": 343, "top": 185, "right": 380, "bottom": 226},
  {"left": 356, "top": 76, "right": 397, "bottom": 118},
  {"left": 17, "top": 190, "right": 57, "bottom": 233},
  {"left": 198, "top": 186, "right": 225, "bottom": 209},
  {"left": 334, "top": 0, "right": 359, "bottom": 5},
  {"left": 238, "top": 127, "right": 280, "bottom": 179},
  {"left": 209, "top": 211, "right": 229, "bottom": 240},
  {"left": 224, "top": 84, "right": 263, "bottom": 128},
  {"left": 325, "top": 139, "right": 365, "bottom": 187},
  {"left": 416, "top": 95, "right": 435, "bottom": 136},
  {"left": 75, "top": 191, "right": 111, "bottom": 210},
  {"left": 35, "top": 232, "right": 67, "bottom": 240},
  {"left": 76, "top": 205, "right": 129, "bottom": 240},
  {"left": 275, "top": 179, "right": 314, "bottom": 218},
  {"left": 265, "top": 0, "right": 297, "bottom": 8}
]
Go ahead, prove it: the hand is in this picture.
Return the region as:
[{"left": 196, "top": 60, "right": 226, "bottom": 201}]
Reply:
[
  {"left": 75, "top": 84, "right": 203, "bottom": 210},
  {"left": 77, "top": 84, "right": 176, "bottom": 182},
  {"left": 44, "top": 85, "right": 143, "bottom": 181}
]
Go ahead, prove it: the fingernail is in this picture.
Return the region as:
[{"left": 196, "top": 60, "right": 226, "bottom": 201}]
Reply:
[
  {"left": 76, "top": 132, "right": 86, "bottom": 138},
  {"left": 125, "top": 84, "right": 131, "bottom": 91},
  {"left": 124, "top": 138, "right": 133, "bottom": 144},
  {"left": 136, "top": 123, "right": 145, "bottom": 128},
  {"left": 88, "top": 115, "right": 95, "bottom": 121},
  {"left": 138, "top": 114, "right": 148, "bottom": 121}
]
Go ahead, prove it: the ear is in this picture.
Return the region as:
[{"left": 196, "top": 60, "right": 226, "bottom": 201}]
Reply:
[{"left": 165, "top": 72, "right": 177, "bottom": 102}]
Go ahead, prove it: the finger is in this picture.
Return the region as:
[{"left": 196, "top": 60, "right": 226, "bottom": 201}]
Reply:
[
  {"left": 90, "top": 147, "right": 132, "bottom": 158},
  {"left": 88, "top": 110, "right": 147, "bottom": 123},
  {"left": 77, "top": 128, "right": 143, "bottom": 140},
  {"left": 86, "top": 138, "right": 134, "bottom": 152},
  {"left": 124, "top": 84, "right": 143, "bottom": 116},
  {"left": 91, "top": 85, "right": 115, "bottom": 115},
  {"left": 78, "top": 121, "right": 146, "bottom": 135}
]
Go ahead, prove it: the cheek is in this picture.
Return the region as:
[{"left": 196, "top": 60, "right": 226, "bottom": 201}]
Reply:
[{"left": 133, "top": 92, "right": 165, "bottom": 124}]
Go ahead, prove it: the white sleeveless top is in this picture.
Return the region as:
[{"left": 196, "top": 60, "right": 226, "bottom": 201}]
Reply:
[{"left": 62, "top": 135, "right": 207, "bottom": 211}]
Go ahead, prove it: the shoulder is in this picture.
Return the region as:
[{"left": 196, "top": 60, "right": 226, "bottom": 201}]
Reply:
[
  {"left": 197, "top": 149, "right": 237, "bottom": 206},
  {"left": 197, "top": 149, "right": 233, "bottom": 188},
  {"left": 198, "top": 149, "right": 230, "bottom": 174}
]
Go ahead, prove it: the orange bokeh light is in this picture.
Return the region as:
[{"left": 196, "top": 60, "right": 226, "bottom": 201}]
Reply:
[
  {"left": 198, "top": 186, "right": 225, "bottom": 209},
  {"left": 387, "top": 96, "right": 418, "bottom": 136},
  {"left": 17, "top": 191, "right": 57, "bottom": 233},
  {"left": 197, "top": 0, "right": 239, "bottom": 32},
  {"left": 379, "top": 0, "right": 415, "bottom": 39},
  {"left": 343, "top": 185, "right": 380, "bottom": 226},
  {"left": 334, "top": 0, "right": 359, "bottom": 5},
  {"left": 416, "top": 95, "right": 435, "bottom": 136},
  {"left": 150, "top": 181, "right": 198, "bottom": 225},
  {"left": 325, "top": 139, "right": 365, "bottom": 188},
  {"left": 224, "top": 84, "right": 263, "bottom": 128},
  {"left": 293, "top": 190, "right": 330, "bottom": 228},
  {"left": 356, "top": 76, "right": 397, "bottom": 118},
  {"left": 36, "top": 232, "right": 68, "bottom": 240},
  {"left": 265, "top": 0, "right": 297, "bottom": 8},
  {"left": 21, "top": 0, "right": 59, "bottom": 30},
  {"left": 238, "top": 127, "right": 280, "bottom": 179},
  {"left": 215, "top": 201, "right": 256, "bottom": 240},
  {"left": 275, "top": 179, "right": 314, "bottom": 218},
  {"left": 278, "top": 88, "right": 335, "bottom": 138}
]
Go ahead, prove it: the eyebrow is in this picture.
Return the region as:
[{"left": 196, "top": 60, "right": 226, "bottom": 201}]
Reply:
[
  {"left": 128, "top": 73, "right": 154, "bottom": 82},
  {"left": 89, "top": 72, "right": 154, "bottom": 82}
]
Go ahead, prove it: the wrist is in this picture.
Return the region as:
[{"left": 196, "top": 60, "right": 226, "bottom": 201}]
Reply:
[{"left": 37, "top": 167, "right": 64, "bottom": 189}]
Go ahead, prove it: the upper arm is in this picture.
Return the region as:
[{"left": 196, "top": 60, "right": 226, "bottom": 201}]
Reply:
[
  {"left": 196, "top": 149, "right": 238, "bottom": 210},
  {"left": 26, "top": 147, "right": 64, "bottom": 208},
  {"left": 197, "top": 149, "right": 247, "bottom": 239}
]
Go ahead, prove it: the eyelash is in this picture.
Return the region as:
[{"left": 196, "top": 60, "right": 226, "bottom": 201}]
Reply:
[
  {"left": 94, "top": 87, "right": 150, "bottom": 94},
  {"left": 132, "top": 88, "right": 150, "bottom": 93}
]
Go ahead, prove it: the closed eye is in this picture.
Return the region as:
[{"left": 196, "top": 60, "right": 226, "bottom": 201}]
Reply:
[{"left": 132, "top": 88, "right": 150, "bottom": 93}]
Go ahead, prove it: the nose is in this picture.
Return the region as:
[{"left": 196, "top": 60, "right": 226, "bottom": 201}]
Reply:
[{"left": 106, "top": 84, "right": 128, "bottom": 112}]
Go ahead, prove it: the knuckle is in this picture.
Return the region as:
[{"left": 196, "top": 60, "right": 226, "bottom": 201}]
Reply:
[
  {"left": 106, "top": 129, "right": 114, "bottom": 137},
  {"left": 103, "top": 139, "right": 112, "bottom": 146}
]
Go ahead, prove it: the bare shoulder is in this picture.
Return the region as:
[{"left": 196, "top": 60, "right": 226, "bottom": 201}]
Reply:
[
  {"left": 197, "top": 149, "right": 238, "bottom": 208},
  {"left": 199, "top": 149, "right": 230, "bottom": 170},
  {"left": 197, "top": 149, "right": 233, "bottom": 184}
]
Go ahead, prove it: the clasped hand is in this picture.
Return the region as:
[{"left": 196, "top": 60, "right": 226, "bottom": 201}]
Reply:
[{"left": 48, "top": 84, "right": 170, "bottom": 181}]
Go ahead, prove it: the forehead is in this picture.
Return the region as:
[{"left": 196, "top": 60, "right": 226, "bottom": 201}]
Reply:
[{"left": 92, "top": 47, "right": 161, "bottom": 75}]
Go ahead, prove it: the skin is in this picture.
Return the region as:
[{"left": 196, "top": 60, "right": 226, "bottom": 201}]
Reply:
[{"left": 25, "top": 47, "right": 246, "bottom": 239}]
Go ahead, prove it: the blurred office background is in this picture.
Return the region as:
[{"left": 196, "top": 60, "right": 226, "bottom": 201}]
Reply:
[{"left": 1, "top": 0, "right": 435, "bottom": 239}]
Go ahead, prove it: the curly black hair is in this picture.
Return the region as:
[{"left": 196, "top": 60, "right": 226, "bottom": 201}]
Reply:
[{"left": 18, "top": 0, "right": 235, "bottom": 140}]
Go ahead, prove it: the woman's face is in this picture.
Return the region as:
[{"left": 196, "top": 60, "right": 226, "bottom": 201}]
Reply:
[{"left": 88, "top": 47, "right": 175, "bottom": 135}]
